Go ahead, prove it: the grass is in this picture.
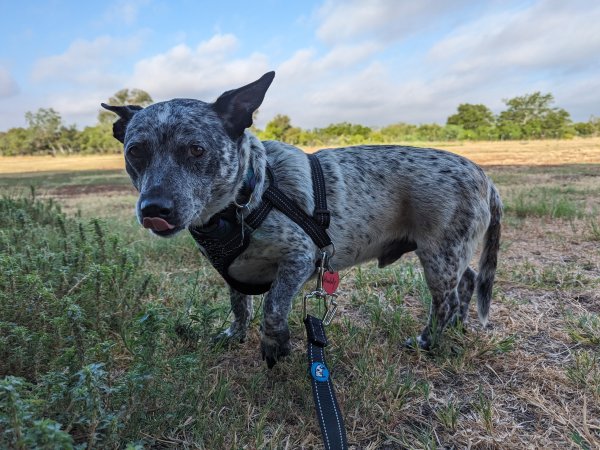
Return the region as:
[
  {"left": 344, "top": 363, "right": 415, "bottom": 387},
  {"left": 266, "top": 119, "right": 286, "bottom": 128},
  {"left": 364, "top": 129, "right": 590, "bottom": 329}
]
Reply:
[
  {"left": 1, "top": 152, "right": 600, "bottom": 448},
  {"left": 506, "top": 189, "right": 583, "bottom": 219}
]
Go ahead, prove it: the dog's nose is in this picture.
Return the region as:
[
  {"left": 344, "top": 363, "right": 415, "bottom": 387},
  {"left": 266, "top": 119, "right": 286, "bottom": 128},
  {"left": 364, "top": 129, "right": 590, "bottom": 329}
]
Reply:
[{"left": 140, "top": 196, "right": 174, "bottom": 219}]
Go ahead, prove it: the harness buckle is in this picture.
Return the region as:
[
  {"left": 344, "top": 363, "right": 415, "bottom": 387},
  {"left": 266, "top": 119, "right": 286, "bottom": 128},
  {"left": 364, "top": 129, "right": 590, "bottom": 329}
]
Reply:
[
  {"left": 313, "top": 208, "right": 331, "bottom": 228},
  {"left": 302, "top": 291, "right": 338, "bottom": 325}
]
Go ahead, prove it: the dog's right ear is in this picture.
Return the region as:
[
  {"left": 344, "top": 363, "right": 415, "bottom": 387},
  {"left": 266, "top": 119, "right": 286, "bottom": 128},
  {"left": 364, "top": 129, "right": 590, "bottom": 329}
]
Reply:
[
  {"left": 100, "top": 103, "right": 143, "bottom": 143},
  {"left": 213, "top": 71, "right": 275, "bottom": 139}
]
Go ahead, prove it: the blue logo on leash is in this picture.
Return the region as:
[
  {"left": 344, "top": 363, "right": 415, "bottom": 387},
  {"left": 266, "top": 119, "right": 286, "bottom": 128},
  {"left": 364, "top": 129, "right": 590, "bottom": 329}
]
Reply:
[{"left": 311, "top": 362, "right": 330, "bottom": 382}]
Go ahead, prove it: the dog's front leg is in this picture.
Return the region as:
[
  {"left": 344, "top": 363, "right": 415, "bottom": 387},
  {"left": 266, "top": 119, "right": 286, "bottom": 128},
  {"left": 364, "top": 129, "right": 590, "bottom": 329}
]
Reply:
[
  {"left": 261, "top": 257, "right": 315, "bottom": 368},
  {"left": 213, "top": 287, "right": 253, "bottom": 343}
]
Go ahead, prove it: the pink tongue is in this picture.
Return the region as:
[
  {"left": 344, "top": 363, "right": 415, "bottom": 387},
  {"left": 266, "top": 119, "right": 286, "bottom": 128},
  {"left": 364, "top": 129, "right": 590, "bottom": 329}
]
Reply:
[{"left": 142, "top": 217, "right": 175, "bottom": 231}]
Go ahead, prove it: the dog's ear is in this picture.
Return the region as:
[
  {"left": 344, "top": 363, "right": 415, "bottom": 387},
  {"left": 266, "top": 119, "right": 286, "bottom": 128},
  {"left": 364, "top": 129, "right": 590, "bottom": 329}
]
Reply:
[
  {"left": 213, "top": 71, "right": 275, "bottom": 139},
  {"left": 100, "top": 103, "right": 143, "bottom": 143}
]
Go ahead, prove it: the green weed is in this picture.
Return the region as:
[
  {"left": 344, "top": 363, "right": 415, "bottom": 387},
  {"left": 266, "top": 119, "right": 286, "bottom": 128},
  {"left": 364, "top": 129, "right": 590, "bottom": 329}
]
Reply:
[
  {"left": 0, "top": 194, "right": 232, "bottom": 447},
  {"left": 0, "top": 377, "right": 74, "bottom": 450},
  {"left": 435, "top": 400, "right": 460, "bottom": 431},
  {"left": 589, "top": 218, "right": 600, "bottom": 241},
  {"left": 505, "top": 188, "right": 584, "bottom": 219},
  {"left": 474, "top": 385, "right": 494, "bottom": 432},
  {"left": 510, "top": 260, "right": 588, "bottom": 289},
  {"left": 566, "top": 312, "right": 600, "bottom": 346},
  {"left": 566, "top": 350, "right": 600, "bottom": 397}
]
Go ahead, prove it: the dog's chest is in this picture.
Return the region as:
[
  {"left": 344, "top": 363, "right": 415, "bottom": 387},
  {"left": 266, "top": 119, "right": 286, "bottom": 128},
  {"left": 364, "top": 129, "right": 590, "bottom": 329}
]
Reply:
[{"left": 227, "top": 212, "right": 317, "bottom": 284}]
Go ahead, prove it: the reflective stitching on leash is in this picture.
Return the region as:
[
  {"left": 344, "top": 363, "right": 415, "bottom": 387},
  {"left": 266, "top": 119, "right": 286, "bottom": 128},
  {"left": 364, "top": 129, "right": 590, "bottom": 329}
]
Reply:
[
  {"left": 310, "top": 342, "right": 331, "bottom": 449},
  {"left": 326, "top": 368, "right": 344, "bottom": 445}
]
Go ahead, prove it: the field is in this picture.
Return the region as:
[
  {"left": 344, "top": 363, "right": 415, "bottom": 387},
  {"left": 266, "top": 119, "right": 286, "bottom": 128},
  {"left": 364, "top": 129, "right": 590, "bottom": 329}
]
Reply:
[
  {"left": 1, "top": 139, "right": 599, "bottom": 449},
  {"left": 2, "top": 138, "right": 600, "bottom": 176}
]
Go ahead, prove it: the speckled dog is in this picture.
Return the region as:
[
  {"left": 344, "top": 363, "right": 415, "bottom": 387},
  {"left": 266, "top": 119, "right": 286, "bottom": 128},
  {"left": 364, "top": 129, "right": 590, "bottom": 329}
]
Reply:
[{"left": 102, "top": 71, "right": 502, "bottom": 368}]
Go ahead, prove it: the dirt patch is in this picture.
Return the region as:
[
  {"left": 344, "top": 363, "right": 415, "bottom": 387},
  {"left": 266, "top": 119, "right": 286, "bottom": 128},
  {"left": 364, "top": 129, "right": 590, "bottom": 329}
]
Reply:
[{"left": 48, "top": 183, "right": 136, "bottom": 197}]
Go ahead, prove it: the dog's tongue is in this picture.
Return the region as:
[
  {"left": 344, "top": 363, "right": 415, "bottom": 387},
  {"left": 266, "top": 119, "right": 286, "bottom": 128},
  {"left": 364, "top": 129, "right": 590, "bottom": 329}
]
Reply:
[{"left": 142, "top": 217, "right": 175, "bottom": 231}]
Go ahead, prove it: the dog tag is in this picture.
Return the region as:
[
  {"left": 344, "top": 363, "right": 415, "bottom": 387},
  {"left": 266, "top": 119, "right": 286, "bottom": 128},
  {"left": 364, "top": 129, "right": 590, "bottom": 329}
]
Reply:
[{"left": 322, "top": 271, "right": 339, "bottom": 295}]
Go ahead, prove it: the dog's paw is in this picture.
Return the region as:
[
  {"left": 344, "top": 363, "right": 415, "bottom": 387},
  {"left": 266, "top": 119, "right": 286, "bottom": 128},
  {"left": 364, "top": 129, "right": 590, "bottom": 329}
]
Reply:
[
  {"left": 211, "top": 326, "right": 247, "bottom": 345},
  {"left": 404, "top": 335, "right": 431, "bottom": 351},
  {"left": 260, "top": 329, "right": 291, "bottom": 369}
]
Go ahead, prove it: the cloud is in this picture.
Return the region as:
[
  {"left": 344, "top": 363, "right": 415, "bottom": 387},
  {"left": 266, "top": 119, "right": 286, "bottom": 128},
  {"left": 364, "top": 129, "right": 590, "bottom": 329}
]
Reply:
[
  {"left": 6, "top": 0, "right": 599, "bottom": 132},
  {"left": 129, "top": 34, "right": 271, "bottom": 100},
  {"left": 315, "top": 0, "right": 465, "bottom": 44},
  {"left": 429, "top": 1, "right": 600, "bottom": 75},
  {"left": 102, "top": 0, "right": 150, "bottom": 25},
  {"left": 32, "top": 35, "right": 143, "bottom": 86},
  {"left": 278, "top": 42, "right": 381, "bottom": 82},
  {"left": 263, "top": 1, "right": 600, "bottom": 127},
  {"left": 0, "top": 67, "right": 19, "bottom": 99}
]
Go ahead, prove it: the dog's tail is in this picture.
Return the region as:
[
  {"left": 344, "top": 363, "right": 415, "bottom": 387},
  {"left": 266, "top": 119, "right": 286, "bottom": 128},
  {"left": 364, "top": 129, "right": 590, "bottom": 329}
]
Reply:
[{"left": 476, "top": 183, "right": 502, "bottom": 327}]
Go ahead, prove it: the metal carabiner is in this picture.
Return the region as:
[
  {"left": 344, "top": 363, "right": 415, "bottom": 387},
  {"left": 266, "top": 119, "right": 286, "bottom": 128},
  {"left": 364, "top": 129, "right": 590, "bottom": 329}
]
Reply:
[{"left": 322, "top": 294, "right": 338, "bottom": 326}]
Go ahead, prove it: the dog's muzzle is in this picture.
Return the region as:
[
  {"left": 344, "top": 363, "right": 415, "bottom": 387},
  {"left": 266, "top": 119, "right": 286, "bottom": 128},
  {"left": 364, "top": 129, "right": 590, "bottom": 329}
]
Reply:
[{"left": 139, "top": 192, "right": 178, "bottom": 233}]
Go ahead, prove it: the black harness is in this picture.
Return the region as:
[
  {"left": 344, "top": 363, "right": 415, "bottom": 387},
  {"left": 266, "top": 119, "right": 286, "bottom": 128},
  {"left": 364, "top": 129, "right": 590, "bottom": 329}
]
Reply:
[{"left": 188, "top": 153, "right": 332, "bottom": 295}]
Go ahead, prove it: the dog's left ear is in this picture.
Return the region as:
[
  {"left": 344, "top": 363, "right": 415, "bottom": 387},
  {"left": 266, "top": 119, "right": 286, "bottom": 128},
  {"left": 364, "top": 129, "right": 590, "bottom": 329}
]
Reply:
[
  {"left": 213, "top": 71, "right": 275, "bottom": 139},
  {"left": 100, "top": 103, "right": 143, "bottom": 143}
]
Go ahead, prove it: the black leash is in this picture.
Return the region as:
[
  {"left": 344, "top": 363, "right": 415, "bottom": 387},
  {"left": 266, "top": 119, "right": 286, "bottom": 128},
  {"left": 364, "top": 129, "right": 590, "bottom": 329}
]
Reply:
[
  {"left": 303, "top": 251, "right": 347, "bottom": 450},
  {"left": 304, "top": 314, "right": 348, "bottom": 450}
]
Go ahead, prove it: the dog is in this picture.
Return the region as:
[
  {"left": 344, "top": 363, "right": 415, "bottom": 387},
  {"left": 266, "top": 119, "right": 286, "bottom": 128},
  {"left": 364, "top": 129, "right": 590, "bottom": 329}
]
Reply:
[{"left": 101, "top": 71, "right": 502, "bottom": 368}]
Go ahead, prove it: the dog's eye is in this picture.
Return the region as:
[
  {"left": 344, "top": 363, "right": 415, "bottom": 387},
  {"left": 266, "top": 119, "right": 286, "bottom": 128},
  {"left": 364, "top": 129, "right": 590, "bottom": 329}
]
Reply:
[
  {"left": 190, "top": 144, "right": 205, "bottom": 158},
  {"left": 127, "top": 145, "right": 142, "bottom": 158}
]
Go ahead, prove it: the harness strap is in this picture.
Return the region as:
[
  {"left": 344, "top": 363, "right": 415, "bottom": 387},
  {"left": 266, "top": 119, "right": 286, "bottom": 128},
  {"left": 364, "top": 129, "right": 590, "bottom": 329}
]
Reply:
[
  {"left": 305, "top": 314, "right": 348, "bottom": 450},
  {"left": 188, "top": 152, "right": 332, "bottom": 295},
  {"left": 308, "top": 154, "right": 330, "bottom": 228},
  {"left": 262, "top": 155, "right": 332, "bottom": 250}
]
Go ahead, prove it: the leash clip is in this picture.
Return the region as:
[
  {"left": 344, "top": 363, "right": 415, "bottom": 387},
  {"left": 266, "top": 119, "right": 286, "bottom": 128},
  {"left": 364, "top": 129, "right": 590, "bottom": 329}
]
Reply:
[{"left": 303, "top": 252, "right": 339, "bottom": 326}]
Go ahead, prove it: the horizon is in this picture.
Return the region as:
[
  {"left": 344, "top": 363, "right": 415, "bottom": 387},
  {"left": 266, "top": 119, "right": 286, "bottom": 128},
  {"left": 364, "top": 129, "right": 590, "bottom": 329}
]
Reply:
[{"left": 1, "top": 0, "right": 600, "bottom": 131}]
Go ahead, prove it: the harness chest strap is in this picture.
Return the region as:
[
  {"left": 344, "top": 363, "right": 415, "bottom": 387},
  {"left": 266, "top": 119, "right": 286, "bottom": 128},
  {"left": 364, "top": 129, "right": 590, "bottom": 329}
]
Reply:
[{"left": 188, "top": 153, "right": 331, "bottom": 295}]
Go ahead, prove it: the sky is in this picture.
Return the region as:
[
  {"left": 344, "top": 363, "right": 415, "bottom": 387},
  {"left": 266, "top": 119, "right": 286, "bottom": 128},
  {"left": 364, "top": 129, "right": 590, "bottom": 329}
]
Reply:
[{"left": 1, "top": 0, "right": 599, "bottom": 131}]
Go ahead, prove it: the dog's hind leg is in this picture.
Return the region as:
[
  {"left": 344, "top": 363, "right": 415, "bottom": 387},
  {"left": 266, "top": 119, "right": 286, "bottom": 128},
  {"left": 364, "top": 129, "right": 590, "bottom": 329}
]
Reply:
[
  {"left": 213, "top": 287, "right": 253, "bottom": 343},
  {"left": 407, "top": 246, "right": 467, "bottom": 350},
  {"left": 261, "top": 256, "right": 315, "bottom": 368},
  {"left": 457, "top": 267, "right": 476, "bottom": 325}
]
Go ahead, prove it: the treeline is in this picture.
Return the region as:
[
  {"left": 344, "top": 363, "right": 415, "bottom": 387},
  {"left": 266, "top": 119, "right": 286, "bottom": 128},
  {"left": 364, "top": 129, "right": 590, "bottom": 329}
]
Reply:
[
  {"left": 1, "top": 90, "right": 599, "bottom": 156},
  {"left": 0, "top": 89, "right": 153, "bottom": 157},
  {"left": 256, "top": 92, "right": 600, "bottom": 146}
]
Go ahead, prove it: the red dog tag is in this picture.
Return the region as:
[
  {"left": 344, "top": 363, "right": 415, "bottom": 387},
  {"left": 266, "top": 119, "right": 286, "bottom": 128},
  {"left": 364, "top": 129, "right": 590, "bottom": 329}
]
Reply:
[{"left": 322, "top": 271, "right": 340, "bottom": 295}]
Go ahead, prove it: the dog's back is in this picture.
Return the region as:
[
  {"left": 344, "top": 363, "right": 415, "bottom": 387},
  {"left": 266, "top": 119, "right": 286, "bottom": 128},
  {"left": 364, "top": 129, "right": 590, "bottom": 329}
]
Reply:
[{"left": 264, "top": 142, "right": 497, "bottom": 271}]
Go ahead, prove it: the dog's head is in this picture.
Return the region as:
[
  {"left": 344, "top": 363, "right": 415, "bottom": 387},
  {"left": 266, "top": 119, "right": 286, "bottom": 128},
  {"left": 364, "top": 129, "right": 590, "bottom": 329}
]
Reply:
[{"left": 101, "top": 71, "right": 274, "bottom": 236}]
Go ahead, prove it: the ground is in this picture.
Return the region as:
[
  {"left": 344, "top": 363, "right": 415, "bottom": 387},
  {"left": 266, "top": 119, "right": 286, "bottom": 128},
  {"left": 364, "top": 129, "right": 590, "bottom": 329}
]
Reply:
[{"left": 0, "top": 139, "right": 598, "bottom": 449}]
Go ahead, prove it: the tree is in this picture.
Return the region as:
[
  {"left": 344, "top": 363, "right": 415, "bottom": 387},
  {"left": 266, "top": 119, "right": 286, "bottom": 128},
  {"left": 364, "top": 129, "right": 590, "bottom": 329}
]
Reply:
[
  {"left": 417, "top": 123, "right": 444, "bottom": 141},
  {"left": 25, "top": 108, "right": 63, "bottom": 155},
  {"left": 77, "top": 125, "right": 117, "bottom": 154},
  {"left": 0, "top": 128, "right": 31, "bottom": 156},
  {"left": 380, "top": 123, "right": 418, "bottom": 141},
  {"left": 447, "top": 104, "right": 494, "bottom": 131},
  {"left": 316, "top": 122, "right": 372, "bottom": 144},
  {"left": 574, "top": 116, "right": 600, "bottom": 137},
  {"left": 497, "top": 92, "right": 571, "bottom": 139},
  {"left": 261, "top": 114, "right": 293, "bottom": 141},
  {"left": 98, "top": 88, "right": 153, "bottom": 124}
]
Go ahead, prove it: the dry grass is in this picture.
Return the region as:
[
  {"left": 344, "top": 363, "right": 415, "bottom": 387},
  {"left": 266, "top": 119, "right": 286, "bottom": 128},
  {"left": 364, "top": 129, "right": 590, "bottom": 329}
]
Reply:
[
  {"left": 1, "top": 137, "right": 599, "bottom": 174},
  {"left": 1, "top": 149, "right": 599, "bottom": 448},
  {"left": 0, "top": 154, "right": 124, "bottom": 174},
  {"left": 306, "top": 137, "right": 600, "bottom": 165}
]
